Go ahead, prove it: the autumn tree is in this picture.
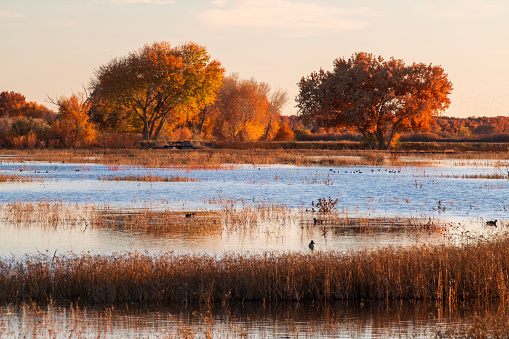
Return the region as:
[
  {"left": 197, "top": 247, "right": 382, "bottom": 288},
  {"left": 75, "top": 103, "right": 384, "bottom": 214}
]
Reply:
[
  {"left": 0, "top": 91, "right": 56, "bottom": 121},
  {"left": 297, "top": 52, "right": 453, "bottom": 149},
  {"left": 0, "top": 91, "right": 26, "bottom": 116},
  {"left": 89, "top": 41, "right": 224, "bottom": 141},
  {"left": 52, "top": 94, "right": 97, "bottom": 147},
  {"left": 209, "top": 74, "right": 288, "bottom": 141}
]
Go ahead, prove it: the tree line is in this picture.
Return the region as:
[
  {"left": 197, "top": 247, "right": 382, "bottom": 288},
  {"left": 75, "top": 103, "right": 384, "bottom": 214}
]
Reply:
[
  {"left": 0, "top": 42, "right": 294, "bottom": 148},
  {"left": 286, "top": 115, "right": 509, "bottom": 142},
  {"left": 5, "top": 42, "right": 500, "bottom": 149}
]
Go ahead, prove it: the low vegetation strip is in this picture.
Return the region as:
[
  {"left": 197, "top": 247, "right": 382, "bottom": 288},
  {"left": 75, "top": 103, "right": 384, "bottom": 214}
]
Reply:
[
  {"left": 0, "top": 174, "right": 38, "bottom": 182},
  {"left": 1, "top": 236, "right": 509, "bottom": 306},
  {"left": 103, "top": 174, "right": 199, "bottom": 182},
  {"left": 3, "top": 148, "right": 509, "bottom": 169}
]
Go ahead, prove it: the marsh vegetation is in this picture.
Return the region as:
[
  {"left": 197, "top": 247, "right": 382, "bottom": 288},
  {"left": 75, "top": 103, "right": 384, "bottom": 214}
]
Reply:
[{"left": 1, "top": 149, "right": 509, "bottom": 337}]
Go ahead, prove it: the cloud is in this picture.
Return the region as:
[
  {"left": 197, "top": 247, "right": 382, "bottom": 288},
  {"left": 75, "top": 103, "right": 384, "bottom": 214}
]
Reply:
[
  {"left": 0, "top": 10, "right": 23, "bottom": 18},
  {"left": 107, "top": 0, "right": 175, "bottom": 4},
  {"left": 194, "top": 0, "right": 379, "bottom": 37},
  {"left": 432, "top": 0, "right": 506, "bottom": 19},
  {"left": 212, "top": 0, "right": 229, "bottom": 7}
]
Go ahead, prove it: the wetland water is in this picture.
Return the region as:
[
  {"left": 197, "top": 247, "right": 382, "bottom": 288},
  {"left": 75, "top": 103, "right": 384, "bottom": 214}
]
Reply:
[{"left": 1, "top": 158, "right": 508, "bottom": 337}]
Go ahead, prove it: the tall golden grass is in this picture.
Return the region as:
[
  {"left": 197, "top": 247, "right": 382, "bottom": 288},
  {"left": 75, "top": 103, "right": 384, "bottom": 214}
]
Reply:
[{"left": 1, "top": 234, "right": 509, "bottom": 306}]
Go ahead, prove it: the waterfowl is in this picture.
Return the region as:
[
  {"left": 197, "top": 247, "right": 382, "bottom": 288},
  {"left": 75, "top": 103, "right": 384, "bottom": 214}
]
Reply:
[
  {"left": 486, "top": 220, "right": 497, "bottom": 227},
  {"left": 309, "top": 240, "right": 316, "bottom": 251},
  {"left": 313, "top": 218, "right": 323, "bottom": 225}
]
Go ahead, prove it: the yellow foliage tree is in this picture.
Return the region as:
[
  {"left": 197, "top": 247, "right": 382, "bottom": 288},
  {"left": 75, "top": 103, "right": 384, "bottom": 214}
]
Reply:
[
  {"left": 209, "top": 74, "right": 288, "bottom": 141},
  {"left": 89, "top": 41, "right": 224, "bottom": 141}
]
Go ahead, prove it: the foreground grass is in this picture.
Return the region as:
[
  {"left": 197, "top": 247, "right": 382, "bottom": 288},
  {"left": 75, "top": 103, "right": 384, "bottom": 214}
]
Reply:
[{"left": 1, "top": 234, "right": 509, "bottom": 306}]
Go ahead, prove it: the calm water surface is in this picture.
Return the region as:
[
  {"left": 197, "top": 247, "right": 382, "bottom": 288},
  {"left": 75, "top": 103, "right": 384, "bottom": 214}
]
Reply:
[{"left": 0, "top": 159, "right": 508, "bottom": 338}]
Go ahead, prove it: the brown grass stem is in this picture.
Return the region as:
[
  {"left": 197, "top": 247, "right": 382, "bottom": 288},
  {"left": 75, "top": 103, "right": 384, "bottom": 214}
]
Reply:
[{"left": 2, "top": 235, "right": 509, "bottom": 306}]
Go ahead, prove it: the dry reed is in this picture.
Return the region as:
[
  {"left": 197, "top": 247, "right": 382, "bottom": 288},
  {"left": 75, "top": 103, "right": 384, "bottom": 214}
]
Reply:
[
  {"left": 3, "top": 148, "right": 509, "bottom": 169},
  {"left": 0, "top": 174, "right": 39, "bottom": 182},
  {"left": 103, "top": 174, "right": 200, "bottom": 182},
  {"left": 0, "top": 201, "right": 445, "bottom": 237},
  {"left": 2, "top": 234, "right": 509, "bottom": 306},
  {"left": 92, "top": 209, "right": 222, "bottom": 235}
]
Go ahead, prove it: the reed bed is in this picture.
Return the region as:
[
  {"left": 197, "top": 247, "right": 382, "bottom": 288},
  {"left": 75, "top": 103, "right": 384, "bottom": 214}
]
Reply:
[
  {"left": 0, "top": 174, "right": 39, "bottom": 182},
  {"left": 2, "top": 234, "right": 509, "bottom": 306},
  {"left": 460, "top": 173, "right": 508, "bottom": 179},
  {"left": 0, "top": 200, "right": 445, "bottom": 237},
  {"left": 92, "top": 209, "right": 222, "bottom": 235},
  {"left": 3, "top": 148, "right": 509, "bottom": 169},
  {"left": 0, "top": 201, "right": 94, "bottom": 229},
  {"left": 103, "top": 174, "right": 200, "bottom": 182}
]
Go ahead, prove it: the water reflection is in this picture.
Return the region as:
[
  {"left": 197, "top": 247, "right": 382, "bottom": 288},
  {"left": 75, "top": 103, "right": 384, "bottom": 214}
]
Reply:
[
  {"left": 0, "top": 205, "right": 454, "bottom": 257},
  {"left": 0, "top": 300, "right": 504, "bottom": 338},
  {"left": 0, "top": 161, "right": 508, "bottom": 223},
  {"left": 1, "top": 159, "right": 509, "bottom": 337}
]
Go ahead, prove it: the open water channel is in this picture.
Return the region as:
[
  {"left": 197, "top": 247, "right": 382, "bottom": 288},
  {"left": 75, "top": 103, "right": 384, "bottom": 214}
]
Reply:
[{"left": 0, "top": 157, "right": 508, "bottom": 337}]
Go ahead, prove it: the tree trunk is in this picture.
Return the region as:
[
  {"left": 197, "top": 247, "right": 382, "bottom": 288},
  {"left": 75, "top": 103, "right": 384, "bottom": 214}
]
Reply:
[
  {"left": 199, "top": 107, "right": 208, "bottom": 136},
  {"left": 362, "top": 132, "right": 377, "bottom": 150},
  {"left": 153, "top": 114, "right": 168, "bottom": 140},
  {"left": 142, "top": 121, "right": 149, "bottom": 140},
  {"left": 263, "top": 116, "right": 273, "bottom": 140}
]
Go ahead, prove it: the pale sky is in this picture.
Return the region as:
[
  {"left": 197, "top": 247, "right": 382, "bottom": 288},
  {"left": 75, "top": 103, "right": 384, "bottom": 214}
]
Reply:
[{"left": 1, "top": 0, "right": 508, "bottom": 117}]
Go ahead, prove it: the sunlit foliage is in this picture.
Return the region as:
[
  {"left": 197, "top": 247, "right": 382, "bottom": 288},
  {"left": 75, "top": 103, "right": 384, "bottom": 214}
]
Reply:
[
  {"left": 52, "top": 94, "right": 97, "bottom": 147},
  {"left": 208, "top": 74, "right": 288, "bottom": 141},
  {"left": 89, "top": 41, "right": 224, "bottom": 141},
  {"left": 297, "top": 52, "right": 453, "bottom": 150}
]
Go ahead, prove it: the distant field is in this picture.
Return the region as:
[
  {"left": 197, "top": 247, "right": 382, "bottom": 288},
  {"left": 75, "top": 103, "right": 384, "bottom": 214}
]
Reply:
[{"left": 1, "top": 143, "right": 509, "bottom": 169}]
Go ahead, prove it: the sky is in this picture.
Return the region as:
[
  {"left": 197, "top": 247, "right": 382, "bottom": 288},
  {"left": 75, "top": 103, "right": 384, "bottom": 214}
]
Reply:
[{"left": 1, "top": 0, "right": 508, "bottom": 117}]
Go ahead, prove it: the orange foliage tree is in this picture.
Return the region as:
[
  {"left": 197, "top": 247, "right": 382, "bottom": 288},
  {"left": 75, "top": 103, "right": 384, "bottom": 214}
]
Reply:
[
  {"left": 297, "top": 52, "right": 453, "bottom": 149},
  {"left": 208, "top": 74, "right": 288, "bottom": 141},
  {"left": 0, "top": 91, "right": 26, "bottom": 117},
  {"left": 52, "top": 94, "right": 97, "bottom": 147},
  {"left": 89, "top": 41, "right": 224, "bottom": 141},
  {"left": 0, "top": 91, "right": 56, "bottom": 120}
]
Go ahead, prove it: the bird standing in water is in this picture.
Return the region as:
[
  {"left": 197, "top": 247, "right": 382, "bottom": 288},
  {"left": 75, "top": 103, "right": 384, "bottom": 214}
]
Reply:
[
  {"left": 486, "top": 220, "right": 497, "bottom": 227},
  {"left": 309, "top": 240, "right": 316, "bottom": 251}
]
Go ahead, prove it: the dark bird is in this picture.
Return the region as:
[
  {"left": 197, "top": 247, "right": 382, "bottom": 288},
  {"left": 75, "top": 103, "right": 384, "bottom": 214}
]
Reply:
[
  {"left": 486, "top": 220, "right": 497, "bottom": 227},
  {"left": 185, "top": 213, "right": 195, "bottom": 218},
  {"left": 313, "top": 218, "right": 324, "bottom": 225},
  {"left": 309, "top": 240, "right": 316, "bottom": 251}
]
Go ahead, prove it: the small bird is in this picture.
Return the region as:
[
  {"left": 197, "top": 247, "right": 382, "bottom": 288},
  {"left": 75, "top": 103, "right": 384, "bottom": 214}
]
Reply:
[
  {"left": 486, "top": 220, "right": 497, "bottom": 227},
  {"left": 309, "top": 240, "right": 316, "bottom": 251}
]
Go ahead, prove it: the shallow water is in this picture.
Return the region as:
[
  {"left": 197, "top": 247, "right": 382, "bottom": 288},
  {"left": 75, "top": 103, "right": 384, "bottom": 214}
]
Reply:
[
  {"left": 0, "top": 160, "right": 507, "bottom": 256},
  {"left": 1, "top": 160, "right": 507, "bottom": 217},
  {"left": 0, "top": 300, "right": 498, "bottom": 338},
  {"left": 1, "top": 159, "right": 508, "bottom": 337}
]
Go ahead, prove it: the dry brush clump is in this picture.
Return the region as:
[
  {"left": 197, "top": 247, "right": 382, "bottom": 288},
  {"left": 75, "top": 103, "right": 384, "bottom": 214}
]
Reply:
[{"left": 2, "top": 235, "right": 509, "bottom": 306}]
